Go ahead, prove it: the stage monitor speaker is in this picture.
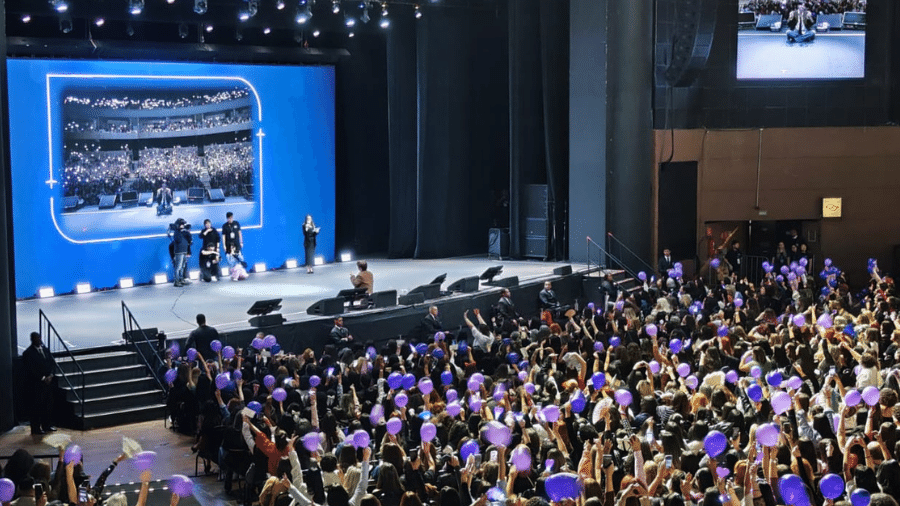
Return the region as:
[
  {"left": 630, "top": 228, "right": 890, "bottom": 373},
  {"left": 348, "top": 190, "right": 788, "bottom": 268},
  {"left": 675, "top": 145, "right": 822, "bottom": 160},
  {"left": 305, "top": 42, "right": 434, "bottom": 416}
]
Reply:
[
  {"left": 120, "top": 191, "right": 138, "bottom": 208},
  {"left": 98, "top": 195, "right": 117, "bottom": 209},
  {"left": 430, "top": 273, "right": 447, "bottom": 286},
  {"left": 187, "top": 187, "right": 206, "bottom": 203},
  {"left": 208, "top": 188, "right": 226, "bottom": 202},
  {"left": 664, "top": 0, "right": 718, "bottom": 87},
  {"left": 398, "top": 292, "right": 426, "bottom": 305},
  {"left": 816, "top": 13, "right": 842, "bottom": 30},
  {"left": 123, "top": 328, "right": 158, "bottom": 344},
  {"left": 62, "top": 196, "right": 79, "bottom": 211},
  {"left": 447, "top": 276, "right": 479, "bottom": 293},
  {"left": 408, "top": 283, "right": 441, "bottom": 300},
  {"left": 489, "top": 276, "right": 519, "bottom": 288},
  {"left": 553, "top": 265, "right": 573, "bottom": 276},
  {"left": 488, "top": 228, "right": 510, "bottom": 258},
  {"left": 737, "top": 11, "right": 756, "bottom": 30},
  {"left": 755, "top": 13, "right": 782, "bottom": 30},
  {"left": 138, "top": 192, "right": 154, "bottom": 206},
  {"left": 525, "top": 237, "right": 547, "bottom": 259},
  {"left": 248, "top": 299, "right": 283, "bottom": 315},
  {"left": 370, "top": 290, "right": 397, "bottom": 308},
  {"left": 306, "top": 297, "right": 345, "bottom": 315},
  {"left": 249, "top": 314, "right": 285, "bottom": 328}
]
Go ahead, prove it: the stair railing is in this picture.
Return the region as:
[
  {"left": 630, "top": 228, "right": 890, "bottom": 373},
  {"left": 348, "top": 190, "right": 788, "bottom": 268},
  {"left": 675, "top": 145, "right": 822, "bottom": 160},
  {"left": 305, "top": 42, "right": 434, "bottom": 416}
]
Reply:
[
  {"left": 606, "top": 232, "right": 658, "bottom": 277},
  {"left": 121, "top": 301, "right": 167, "bottom": 393},
  {"left": 587, "top": 236, "right": 642, "bottom": 283},
  {"left": 39, "top": 309, "right": 85, "bottom": 421}
]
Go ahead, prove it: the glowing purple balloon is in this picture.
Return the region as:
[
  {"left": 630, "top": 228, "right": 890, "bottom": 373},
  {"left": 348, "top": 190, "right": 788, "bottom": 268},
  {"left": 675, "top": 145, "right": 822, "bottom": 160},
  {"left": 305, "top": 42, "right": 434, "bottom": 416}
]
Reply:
[
  {"left": 441, "top": 370, "right": 453, "bottom": 385},
  {"left": 704, "top": 430, "right": 727, "bottom": 458},
  {"left": 435, "top": 331, "right": 446, "bottom": 341},
  {"left": 133, "top": 451, "right": 157, "bottom": 471},
  {"left": 469, "top": 395, "right": 483, "bottom": 412},
  {"left": 309, "top": 375, "right": 321, "bottom": 388},
  {"left": 851, "top": 488, "right": 871, "bottom": 506},
  {"left": 418, "top": 378, "right": 434, "bottom": 395},
  {"left": 792, "top": 314, "right": 806, "bottom": 327},
  {"left": 493, "top": 386, "right": 506, "bottom": 403},
  {"left": 303, "top": 432, "right": 320, "bottom": 453},
  {"left": 352, "top": 430, "right": 371, "bottom": 449},
  {"left": 685, "top": 375, "right": 699, "bottom": 390},
  {"left": 524, "top": 383, "right": 535, "bottom": 395},
  {"left": 734, "top": 298, "right": 744, "bottom": 308},
  {"left": 676, "top": 363, "right": 691, "bottom": 378},
  {"left": 766, "top": 371, "right": 783, "bottom": 387},
  {"left": 394, "top": 392, "right": 409, "bottom": 408},
  {"left": 164, "top": 368, "right": 177, "bottom": 384},
  {"left": 614, "top": 389, "right": 633, "bottom": 406},
  {"left": 210, "top": 340, "right": 222, "bottom": 353},
  {"left": 273, "top": 387, "right": 287, "bottom": 402},
  {"left": 247, "top": 401, "right": 262, "bottom": 414},
  {"left": 222, "top": 346, "right": 235, "bottom": 359},
  {"left": 786, "top": 376, "right": 803, "bottom": 390},
  {"left": 518, "top": 370, "right": 528, "bottom": 381},
  {"left": 511, "top": 446, "right": 531, "bottom": 470},
  {"left": 263, "top": 335, "right": 277, "bottom": 348},
  {"left": 747, "top": 383, "right": 763, "bottom": 402},
  {"left": 215, "top": 373, "right": 230, "bottom": 390},
  {"left": 725, "top": 370, "right": 739, "bottom": 384},
  {"left": 824, "top": 258, "right": 832, "bottom": 267},
  {"left": 717, "top": 325, "right": 728, "bottom": 337},
  {"left": 669, "top": 339, "right": 683, "bottom": 354},
  {"left": 446, "top": 402, "right": 462, "bottom": 417},
  {"left": 750, "top": 365, "right": 762, "bottom": 378},
  {"left": 638, "top": 271, "right": 647, "bottom": 281},
  {"left": 169, "top": 343, "right": 180, "bottom": 357},
  {"left": 233, "top": 370, "right": 242, "bottom": 381},
  {"left": 609, "top": 336, "right": 621, "bottom": 347},
  {"left": 446, "top": 389, "right": 458, "bottom": 403},
  {"left": 387, "top": 372, "right": 403, "bottom": 390},
  {"left": 820, "top": 474, "right": 844, "bottom": 500},
  {"left": 571, "top": 393, "right": 586, "bottom": 413},
  {"left": 542, "top": 405, "right": 561, "bottom": 423},
  {"left": 649, "top": 361, "right": 660, "bottom": 375},
  {"left": 186, "top": 348, "right": 197, "bottom": 361},
  {"left": 467, "top": 378, "right": 480, "bottom": 392},
  {"left": 591, "top": 372, "right": 606, "bottom": 390},
  {"left": 402, "top": 373, "right": 416, "bottom": 390},
  {"left": 862, "top": 386, "right": 881, "bottom": 407},
  {"left": 710, "top": 258, "right": 721, "bottom": 269},
  {"left": 461, "top": 439, "right": 480, "bottom": 461},
  {"left": 483, "top": 420, "right": 511, "bottom": 447},
  {"left": 545, "top": 473, "right": 582, "bottom": 502},
  {"left": 778, "top": 474, "right": 807, "bottom": 506},
  {"left": 472, "top": 372, "right": 485, "bottom": 384},
  {"left": 264, "top": 375, "right": 275, "bottom": 389},
  {"left": 645, "top": 324, "right": 658, "bottom": 337},
  {"left": 0, "top": 478, "right": 14, "bottom": 503},
  {"left": 385, "top": 417, "right": 402, "bottom": 435},
  {"left": 757, "top": 422, "right": 779, "bottom": 447},
  {"left": 771, "top": 391, "right": 791, "bottom": 415},
  {"left": 251, "top": 337, "right": 264, "bottom": 350},
  {"left": 817, "top": 313, "right": 833, "bottom": 329},
  {"left": 420, "top": 422, "right": 437, "bottom": 442},
  {"left": 169, "top": 475, "right": 194, "bottom": 498},
  {"left": 845, "top": 389, "right": 862, "bottom": 407}
]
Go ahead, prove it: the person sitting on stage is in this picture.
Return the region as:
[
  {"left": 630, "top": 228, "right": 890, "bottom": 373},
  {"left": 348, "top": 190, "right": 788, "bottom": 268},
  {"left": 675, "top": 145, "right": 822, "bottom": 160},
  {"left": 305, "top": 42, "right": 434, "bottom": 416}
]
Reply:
[
  {"left": 787, "top": 3, "right": 815, "bottom": 43},
  {"left": 156, "top": 182, "right": 173, "bottom": 216},
  {"left": 329, "top": 317, "right": 354, "bottom": 348},
  {"left": 349, "top": 260, "right": 374, "bottom": 295},
  {"left": 199, "top": 243, "right": 221, "bottom": 282}
]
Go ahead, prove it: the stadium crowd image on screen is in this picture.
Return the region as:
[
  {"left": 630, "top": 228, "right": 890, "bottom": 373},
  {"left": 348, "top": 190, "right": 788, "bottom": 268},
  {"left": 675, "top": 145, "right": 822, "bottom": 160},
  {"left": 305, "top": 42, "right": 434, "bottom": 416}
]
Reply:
[
  {"left": 55, "top": 79, "right": 261, "bottom": 242},
  {"left": 736, "top": 0, "right": 866, "bottom": 80}
]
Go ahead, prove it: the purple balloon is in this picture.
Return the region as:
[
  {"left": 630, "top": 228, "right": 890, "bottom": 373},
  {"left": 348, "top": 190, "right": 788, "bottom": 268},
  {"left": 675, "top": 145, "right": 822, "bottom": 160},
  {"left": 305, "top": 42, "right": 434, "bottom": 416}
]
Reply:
[
  {"left": 524, "top": 383, "right": 535, "bottom": 395},
  {"left": 817, "top": 313, "right": 833, "bottom": 329},
  {"left": 247, "top": 401, "right": 262, "bottom": 414},
  {"left": 264, "top": 375, "right": 275, "bottom": 389},
  {"left": 725, "top": 370, "right": 739, "bottom": 384},
  {"left": 483, "top": 420, "right": 512, "bottom": 447},
  {"left": 518, "top": 370, "right": 528, "bottom": 382},
  {"left": 685, "top": 375, "right": 699, "bottom": 390},
  {"left": 402, "top": 373, "right": 416, "bottom": 390},
  {"left": 251, "top": 337, "right": 264, "bottom": 350},
  {"left": 615, "top": 300, "right": 625, "bottom": 312},
  {"left": 472, "top": 372, "right": 485, "bottom": 384},
  {"left": 591, "top": 372, "right": 606, "bottom": 390},
  {"left": 851, "top": 488, "right": 871, "bottom": 506},
  {"left": 420, "top": 422, "right": 437, "bottom": 442},
  {"left": 771, "top": 391, "right": 791, "bottom": 414},
  {"left": 511, "top": 446, "right": 531, "bottom": 471},
  {"left": 545, "top": 473, "right": 582, "bottom": 502},
  {"left": 649, "top": 361, "right": 661, "bottom": 375},
  {"left": 386, "top": 417, "right": 403, "bottom": 435},
  {"left": 169, "top": 343, "right": 180, "bottom": 357},
  {"left": 263, "top": 335, "right": 277, "bottom": 348},
  {"left": 493, "top": 386, "right": 506, "bottom": 403},
  {"left": 467, "top": 378, "right": 480, "bottom": 392},
  {"left": 614, "top": 389, "right": 633, "bottom": 406},
  {"left": 734, "top": 298, "right": 744, "bottom": 308},
  {"left": 310, "top": 375, "right": 321, "bottom": 388},
  {"left": 638, "top": 271, "right": 647, "bottom": 281},
  {"left": 446, "top": 402, "right": 462, "bottom": 417},
  {"left": 394, "top": 392, "right": 409, "bottom": 408},
  {"left": 766, "top": 371, "right": 783, "bottom": 387},
  {"left": 704, "top": 430, "right": 728, "bottom": 458},
  {"left": 469, "top": 395, "right": 483, "bottom": 412},
  {"left": 824, "top": 258, "right": 833, "bottom": 267},
  {"left": 757, "top": 422, "right": 779, "bottom": 447},
  {"left": 669, "top": 339, "right": 683, "bottom": 354},
  {"left": 571, "top": 393, "right": 586, "bottom": 413},
  {"left": 845, "top": 389, "right": 862, "bottom": 407},
  {"left": 750, "top": 365, "right": 762, "bottom": 379},
  {"left": 273, "top": 387, "right": 287, "bottom": 402},
  {"left": 133, "top": 451, "right": 157, "bottom": 471},
  {"left": 186, "top": 348, "right": 197, "bottom": 361},
  {"left": 0, "top": 478, "right": 14, "bottom": 503},
  {"left": 676, "top": 363, "right": 691, "bottom": 378},
  {"left": 233, "top": 370, "right": 243, "bottom": 381},
  {"left": 609, "top": 336, "right": 621, "bottom": 347},
  {"left": 747, "top": 383, "right": 763, "bottom": 402},
  {"left": 169, "top": 475, "right": 194, "bottom": 498},
  {"left": 461, "top": 439, "right": 480, "bottom": 461},
  {"left": 717, "top": 325, "right": 728, "bottom": 337},
  {"left": 820, "top": 474, "right": 844, "bottom": 500},
  {"left": 710, "top": 258, "right": 721, "bottom": 269},
  {"left": 717, "top": 467, "right": 730, "bottom": 479},
  {"left": 778, "top": 474, "right": 807, "bottom": 506},
  {"left": 164, "top": 368, "right": 177, "bottom": 384},
  {"left": 352, "top": 430, "right": 371, "bottom": 449},
  {"left": 387, "top": 372, "right": 403, "bottom": 390},
  {"left": 370, "top": 404, "right": 385, "bottom": 425},
  {"left": 645, "top": 324, "right": 658, "bottom": 337},
  {"left": 542, "top": 405, "right": 561, "bottom": 423},
  {"left": 435, "top": 331, "right": 446, "bottom": 341},
  {"left": 862, "top": 386, "right": 881, "bottom": 407},
  {"left": 418, "top": 378, "right": 434, "bottom": 395},
  {"left": 215, "top": 373, "right": 230, "bottom": 390},
  {"left": 432, "top": 348, "right": 445, "bottom": 360},
  {"left": 792, "top": 314, "right": 806, "bottom": 327},
  {"left": 593, "top": 341, "right": 605, "bottom": 353},
  {"left": 446, "top": 389, "right": 458, "bottom": 403},
  {"left": 786, "top": 376, "right": 803, "bottom": 390},
  {"left": 210, "top": 340, "right": 222, "bottom": 353},
  {"left": 441, "top": 370, "right": 453, "bottom": 385},
  {"left": 222, "top": 346, "right": 235, "bottom": 359},
  {"left": 303, "top": 432, "right": 320, "bottom": 453}
]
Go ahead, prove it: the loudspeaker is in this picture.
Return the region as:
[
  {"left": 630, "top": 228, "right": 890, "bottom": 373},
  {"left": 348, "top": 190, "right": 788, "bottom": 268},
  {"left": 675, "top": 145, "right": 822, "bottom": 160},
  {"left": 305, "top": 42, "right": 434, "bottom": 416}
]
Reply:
[
  {"left": 447, "top": 276, "right": 479, "bottom": 293},
  {"left": 123, "top": 328, "right": 158, "bottom": 344},
  {"left": 525, "top": 237, "right": 547, "bottom": 258},
  {"left": 525, "top": 185, "right": 548, "bottom": 219},
  {"left": 489, "top": 276, "right": 519, "bottom": 288},
  {"left": 120, "top": 191, "right": 138, "bottom": 208},
  {"left": 489, "top": 228, "right": 510, "bottom": 258},
  {"left": 525, "top": 218, "right": 547, "bottom": 237},
  {"left": 664, "top": 0, "right": 718, "bottom": 87},
  {"left": 249, "top": 314, "right": 286, "bottom": 328},
  {"left": 370, "top": 290, "right": 397, "bottom": 308},
  {"left": 398, "top": 292, "right": 426, "bottom": 305},
  {"left": 306, "top": 297, "right": 345, "bottom": 315},
  {"left": 187, "top": 187, "right": 206, "bottom": 203},
  {"left": 62, "top": 196, "right": 79, "bottom": 211},
  {"left": 408, "top": 283, "right": 441, "bottom": 300},
  {"left": 755, "top": 13, "right": 783, "bottom": 30},
  {"left": 98, "top": 195, "right": 117, "bottom": 209},
  {"left": 553, "top": 265, "right": 573, "bottom": 276},
  {"left": 208, "top": 188, "right": 226, "bottom": 202},
  {"left": 248, "top": 299, "right": 283, "bottom": 315}
]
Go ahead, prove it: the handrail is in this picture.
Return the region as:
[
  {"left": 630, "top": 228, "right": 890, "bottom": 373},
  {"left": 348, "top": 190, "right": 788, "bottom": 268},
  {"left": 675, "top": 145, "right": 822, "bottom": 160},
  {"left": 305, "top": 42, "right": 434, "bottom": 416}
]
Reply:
[
  {"left": 121, "top": 301, "right": 167, "bottom": 393},
  {"left": 587, "top": 236, "right": 642, "bottom": 282},
  {"left": 606, "top": 232, "right": 657, "bottom": 277},
  {"left": 39, "top": 309, "right": 85, "bottom": 421}
]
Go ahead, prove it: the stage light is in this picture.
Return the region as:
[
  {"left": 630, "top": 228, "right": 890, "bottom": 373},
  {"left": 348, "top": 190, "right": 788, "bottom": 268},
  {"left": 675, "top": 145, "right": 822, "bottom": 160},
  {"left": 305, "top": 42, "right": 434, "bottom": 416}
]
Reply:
[
  {"left": 205, "top": 24, "right": 214, "bottom": 32},
  {"left": 59, "top": 16, "right": 73, "bottom": 33},
  {"left": 254, "top": 262, "right": 267, "bottom": 273},
  {"left": 340, "top": 252, "right": 352, "bottom": 262},
  {"left": 189, "top": 270, "right": 200, "bottom": 281},
  {"left": 239, "top": 11, "right": 250, "bottom": 21},
  {"left": 333, "top": 0, "right": 341, "bottom": 14},
  {"left": 415, "top": 4, "right": 422, "bottom": 18},
  {"left": 312, "top": 29, "right": 320, "bottom": 37},
  {"left": 348, "top": 31, "right": 355, "bottom": 37},
  {"left": 167, "top": 0, "right": 176, "bottom": 4},
  {"left": 285, "top": 259, "right": 299, "bottom": 269},
  {"left": 276, "top": 0, "right": 286, "bottom": 10},
  {"left": 345, "top": 16, "right": 356, "bottom": 27},
  {"left": 154, "top": 273, "right": 168, "bottom": 284},
  {"left": 50, "top": 0, "right": 69, "bottom": 13},
  {"left": 21, "top": 14, "right": 31, "bottom": 23},
  {"left": 119, "top": 277, "right": 135, "bottom": 289},
  {"left": 178, "top": 22, "right": 188, "bottom": 38},
  {"left": 76, "top": 282, "right": 91, "bottom": 294},
  {"left": 314, "top": 256, "right": 325, "bottom": 266},
  {"left": 38, "top": 287, "right": 55, "bottom": 298},
  {"left": 95, "top": 17, "right": 105, "bottom": 26},
  {"left": 221, "top": 266, "right": 231, "bottom": 277},
  {"left": 194, "top": 0, "right": 207, "bottom": 14},
  {"left": 263, "top": 26, "right": 272, "bottom": 34},
  {"left": 296, "top": 4, "right": 312, "bottom": 23},
  {"left": 129, "top": 0, "right": 144, "bottom": 15},
  {"left": 379, "top": 5, "right": 389, "bottom": 28}
]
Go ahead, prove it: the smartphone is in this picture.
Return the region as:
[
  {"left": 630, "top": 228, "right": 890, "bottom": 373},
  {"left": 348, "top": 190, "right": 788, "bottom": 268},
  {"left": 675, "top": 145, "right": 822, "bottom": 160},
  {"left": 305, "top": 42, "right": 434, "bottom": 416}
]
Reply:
[
  {"left": 78, "top": 486, "right": 88, "bottom": 503},
  {"left": 34, "top": 483, "right": 44, "bottom": 498},
  {"left": 829, "top": 366, "right": 836, "bottom": 376},
  {"left": 665, "top": 455, "right": 673, "bottom": 469},
  {"left": 603, "top": 454, "right": 613, "bottom": 467},
  {"left": 473, "top": 454, "right": 483, "bottom": 467},
  {"left": 545, "top": 459, "right": 554, "bottom": 472},
  {"left": 326, "top": 367, "right": 335, "bottom": 377},
  {"left": 490, "top": 450, "right": 498, "bottom": 462}
]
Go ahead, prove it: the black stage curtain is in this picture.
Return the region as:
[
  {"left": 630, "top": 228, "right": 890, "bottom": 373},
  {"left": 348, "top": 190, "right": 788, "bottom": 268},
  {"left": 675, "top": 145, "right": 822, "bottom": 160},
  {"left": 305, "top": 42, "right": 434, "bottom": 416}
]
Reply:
[
  {"left": 335, "top": 32, "right": 390, "bottom": 256},
  {"left": 0, "top": 2, "right": 16, "bottom": 431},
  {"left": 508, "top": 0, "right": 569, "bottom": 260}
]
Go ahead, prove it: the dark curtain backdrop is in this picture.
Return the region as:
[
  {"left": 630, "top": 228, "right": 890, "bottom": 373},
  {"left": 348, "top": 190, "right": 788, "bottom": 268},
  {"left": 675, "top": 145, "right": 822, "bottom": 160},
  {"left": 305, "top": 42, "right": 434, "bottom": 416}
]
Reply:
[
  {"left": 335, "top": 32, "right": 390, "bottom": 256},
  {"left": 0, "top": 0, "right": 15, "bottom": 431},
  {"left": 508, "top": 0, "right": 569, "bottom": 260}
]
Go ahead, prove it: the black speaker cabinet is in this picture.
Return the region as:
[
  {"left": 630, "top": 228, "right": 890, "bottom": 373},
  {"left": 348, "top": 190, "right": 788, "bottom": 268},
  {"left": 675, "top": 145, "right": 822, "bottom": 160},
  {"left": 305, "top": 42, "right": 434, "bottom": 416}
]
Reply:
[
  {"left": 447, "top": 276, "right": 479, "bottom": 293},
  {"left": 553, "top": 265, "right": 573, "bottom": 276},
  {"left": 398, "top": 292, "right": 426, "bottom": 305},
  {"left": 489, "top": 228, "right": 510, "bottom": 258},
  {"left": 370, "top": 290, "right": 398, "bottom": 308},
  {"left": 306, "top": 297, "right": 345, "bottom": 315},
  {"left": 249, "top": 314, "right": 286, "bottom": 328}
]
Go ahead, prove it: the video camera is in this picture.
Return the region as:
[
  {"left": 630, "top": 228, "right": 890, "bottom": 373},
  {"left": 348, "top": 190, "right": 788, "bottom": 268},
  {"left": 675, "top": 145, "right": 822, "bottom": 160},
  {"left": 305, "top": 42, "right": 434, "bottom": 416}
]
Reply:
[{"left": 168, "top": 218, "right": 191, "bottom": 232}]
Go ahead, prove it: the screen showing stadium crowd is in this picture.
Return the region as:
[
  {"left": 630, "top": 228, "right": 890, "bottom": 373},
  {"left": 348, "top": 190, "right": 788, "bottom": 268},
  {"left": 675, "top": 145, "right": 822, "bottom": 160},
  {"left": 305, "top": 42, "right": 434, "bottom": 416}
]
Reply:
[
  {"left": 741, "top": 0, "right": 866, "bottom": 16},
  {"left": 62, "top": 141, "right": 253, "bottom": 204},
  {"left": 63, "top": 88, "right": 251, "bottom": 110}
]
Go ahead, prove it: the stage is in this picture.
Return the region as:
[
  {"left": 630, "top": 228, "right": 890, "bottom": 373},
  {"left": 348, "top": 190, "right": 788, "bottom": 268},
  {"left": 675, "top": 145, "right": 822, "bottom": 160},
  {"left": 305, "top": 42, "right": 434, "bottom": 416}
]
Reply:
[
  {"left": 737, "top": 31, "right": 865, "bottom": 79},
  {"left": 16, "top": 256, "right": 585, "bottom": 353}
]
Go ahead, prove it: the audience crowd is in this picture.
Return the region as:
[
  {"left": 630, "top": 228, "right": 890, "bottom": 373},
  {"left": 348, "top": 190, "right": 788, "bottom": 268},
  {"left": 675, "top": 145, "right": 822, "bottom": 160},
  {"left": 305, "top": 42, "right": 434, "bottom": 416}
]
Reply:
[
  {"left": 64, "top": 89, "right": 251, "bottom": 111},
  {"left": 6, "top": 255, "right": 900, "bottom": 506},
  {"left": 741, "top": 0, "right": 866, "bottom": 16}
]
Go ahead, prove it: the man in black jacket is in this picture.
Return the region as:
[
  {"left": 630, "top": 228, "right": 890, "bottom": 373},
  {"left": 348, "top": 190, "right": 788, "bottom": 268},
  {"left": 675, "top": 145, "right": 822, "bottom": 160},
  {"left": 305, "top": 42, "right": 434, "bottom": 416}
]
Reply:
[
  {"left": 21, "top": 332, "right": 56, "bottom": 435},
  {"left": 422, "top": 306, "right": 443, "bottom": 337},
  {"left": 186, "top": 314, "right": 219, "bottom": 360}
]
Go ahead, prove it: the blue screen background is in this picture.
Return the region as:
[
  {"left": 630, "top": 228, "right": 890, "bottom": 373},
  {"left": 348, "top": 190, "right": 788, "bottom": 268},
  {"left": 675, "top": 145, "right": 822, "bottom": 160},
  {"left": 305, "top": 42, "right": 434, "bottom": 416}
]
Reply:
[{"left": 7, "top": 59, "right": 335, "bottom": 298}]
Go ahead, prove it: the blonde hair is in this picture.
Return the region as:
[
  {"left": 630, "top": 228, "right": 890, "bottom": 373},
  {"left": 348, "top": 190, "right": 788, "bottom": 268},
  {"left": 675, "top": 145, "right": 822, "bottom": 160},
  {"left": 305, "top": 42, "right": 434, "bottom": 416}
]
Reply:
[{"left": 343, "top": 465, "right": 361, "bottom": 494}]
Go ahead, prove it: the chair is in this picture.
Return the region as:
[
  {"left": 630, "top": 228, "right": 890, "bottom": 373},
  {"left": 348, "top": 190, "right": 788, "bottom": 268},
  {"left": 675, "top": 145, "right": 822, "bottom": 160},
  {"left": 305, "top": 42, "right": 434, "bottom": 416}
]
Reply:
[{"left": 194, "top": 425, "right": 225, "bottom": 477}]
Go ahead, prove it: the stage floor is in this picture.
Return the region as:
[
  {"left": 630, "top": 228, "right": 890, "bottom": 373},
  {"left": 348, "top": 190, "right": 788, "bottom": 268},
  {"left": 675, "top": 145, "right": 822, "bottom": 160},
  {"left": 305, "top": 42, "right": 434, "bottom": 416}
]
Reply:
[
  {"left": 16, "top": 256, "right": 577, "bottom": 353},
  {"left": 737, "top": 31, "right": 865, "bottom": 79}
]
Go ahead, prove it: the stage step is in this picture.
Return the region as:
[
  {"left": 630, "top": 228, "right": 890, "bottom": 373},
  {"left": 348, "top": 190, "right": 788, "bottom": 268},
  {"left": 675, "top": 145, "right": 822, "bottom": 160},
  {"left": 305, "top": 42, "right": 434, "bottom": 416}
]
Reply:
[
  {"left": 82, "top": 390, "right": 166, "bottom": 416},
  {"left": 56, "top": 350, "right": 142, "bottom": 375},
  {"left": 81, "top": 404, "right": 168, "bottom": 431},
  {"left": 60, "top": 377, "right": 162, "bottom": 402}
]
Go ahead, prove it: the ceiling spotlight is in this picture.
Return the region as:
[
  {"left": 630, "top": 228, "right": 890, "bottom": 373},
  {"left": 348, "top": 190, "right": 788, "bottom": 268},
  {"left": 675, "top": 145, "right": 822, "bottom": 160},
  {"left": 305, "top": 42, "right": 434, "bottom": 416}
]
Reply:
[
  {"left": 59, "top": 16, "right": 73, "bottom": 33},
  {"left": 205, "top": 24, "right": 214, "bottom": 32},
  {"left": 276, "top": 0, "right": 285, "bottom": 9},
  {"left": 178, "top": 22, "right": 188, "bottom": 38},
  {"left": 333, "top": 0, "right": 341, "bottom": 13},
  {"left": 415, "top": 4, "right": 422, "bottom": 18},
  {"left": 379, "top": 6, "right": 389, "bottom": 29},
  {"left": 21, "top": 14, "right": 31, "bottom": 23},
  {"left": 296, "top": 5, "right": 312, "bottom": 23},
  {"left": 312, "top": 28, "right": 320, "bottom": 37},
  {"left": 167, "top": 0, "right": 176, "bottom": 4},
  {"left": 194, "top": 0, "right": 208, "bottom": 14},
  {"left": 239, "top": 10, "right": 250, "bottom": 21},
  {"left": 50, "top": 0, "right": 69, "bottom": 13},
  {"left": 345, "top": 16, "right": 356, "bottom": 27},
  {"left": 348, "top": 31, "right": 354, "bottom": 37},
  {"left": 129, "top": 0, "right": 144, "bottom": 15},
  {"left": 95, "top": 17, "right": 105, "bottom": 26},
  {"left": 263, "top": 26, "right": 272, "bottom": 34}
]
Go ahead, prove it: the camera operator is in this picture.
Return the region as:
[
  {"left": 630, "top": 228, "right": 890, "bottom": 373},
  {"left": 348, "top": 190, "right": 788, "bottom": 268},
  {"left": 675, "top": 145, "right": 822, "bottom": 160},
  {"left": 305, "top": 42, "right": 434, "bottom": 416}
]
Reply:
[{"left": 168, "top": 218, "right": 193, "bottom": 287}]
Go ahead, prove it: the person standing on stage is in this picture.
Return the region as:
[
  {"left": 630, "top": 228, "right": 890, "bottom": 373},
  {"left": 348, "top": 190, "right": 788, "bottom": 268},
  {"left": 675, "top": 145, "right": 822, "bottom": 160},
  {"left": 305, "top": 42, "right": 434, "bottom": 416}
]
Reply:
[
  {"left": 200, "top": 219, "right": 220, "bottom": 252},
  {"left": 222, "top": 212, "right": 245, "bottom": 268},
  {"left": 302, "top": 214, "right": 320, "bottom": 274},
  {"left": 22, "top": 332, "right": 56, "bottom": 435},
  {"left": 350, "top": 260, "right": 374, "bottom": 294},
  {"left": 168, "top": 218, "right": 192, "bottom": 287}
]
